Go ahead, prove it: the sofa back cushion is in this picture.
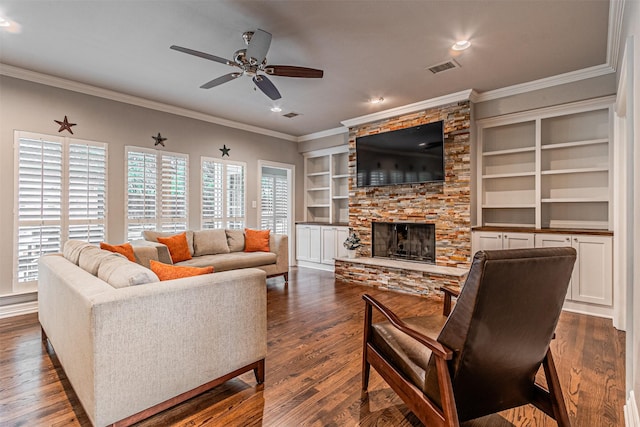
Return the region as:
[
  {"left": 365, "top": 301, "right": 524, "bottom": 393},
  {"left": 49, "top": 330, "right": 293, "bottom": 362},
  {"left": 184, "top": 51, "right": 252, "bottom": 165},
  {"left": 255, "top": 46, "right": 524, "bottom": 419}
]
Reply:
[
  {"left": 63, "top": 240, "right": 94, "bottom": 264},
  {"left": 193, "top": 229, "right": 231, "bottom": 256},
  {"left": 226, "top": 229, "right": 245, "bottom": 252},
  {"left": 98, "top": 255, "right": 160, "bottom": 288},
  {"left": 143, "top": 230, "right": 195, "bottom": 255},
  {"left": 78, "top": 246, "right": 120, "bottom": 276}
]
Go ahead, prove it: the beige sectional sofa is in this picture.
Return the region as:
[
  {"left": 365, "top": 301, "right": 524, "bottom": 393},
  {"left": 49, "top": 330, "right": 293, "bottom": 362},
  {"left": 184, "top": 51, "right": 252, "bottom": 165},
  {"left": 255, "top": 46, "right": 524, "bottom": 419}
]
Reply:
[
  {"left": 134, "top": 229, "right": 289, "bottom": 283},
  {"left": 38, "top": 241, "right": 267, "bottom": 427}
]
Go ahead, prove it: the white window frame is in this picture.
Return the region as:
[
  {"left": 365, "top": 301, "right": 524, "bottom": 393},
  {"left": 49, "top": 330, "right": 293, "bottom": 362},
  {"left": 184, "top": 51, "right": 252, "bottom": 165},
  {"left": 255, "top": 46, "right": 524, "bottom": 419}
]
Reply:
[
  {"left": 201, "top": 157, "right": 246, "bottom": 229},
  {"left": 13, "top": 131, "right": 108, "bottom": 292},
  {"left": 125, "top": 146, "right": 189, "bottom": 241}
]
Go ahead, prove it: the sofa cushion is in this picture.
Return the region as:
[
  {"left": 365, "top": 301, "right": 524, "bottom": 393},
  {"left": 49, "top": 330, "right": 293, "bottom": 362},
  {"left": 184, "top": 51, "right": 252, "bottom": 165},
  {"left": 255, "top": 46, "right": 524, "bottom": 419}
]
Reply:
[
  {"left": 193, "top": 229, "right": 230, "bottom": 256},
  {"left": 100, "top": 242, "right": 136, "bottom": 262},
  {"left": 143, "top": 230, "right": 194, "bottom": 256},
  {"left": 176, "top": 251, "right": 277, "bottom": 272},
  {"left": 244, "top": 228, "right": 270, "bottom": 252},
  {"left": 98, "top": 255, "right": 159, "bottom": 288},
  {"left": 150, "top": 260, "right": 214, "bottom": 281},
  {"left": 157, "top": 232, "right": 193, "bottom": 263},
  {"left": 63, "top": 240, "right": 94, "bottom": 265},
  {"left": 226, "top": 229, "right": 245, "bottom": 252},
  {"left": 78, "top": 246, "right": 122, "bottom": 276}
]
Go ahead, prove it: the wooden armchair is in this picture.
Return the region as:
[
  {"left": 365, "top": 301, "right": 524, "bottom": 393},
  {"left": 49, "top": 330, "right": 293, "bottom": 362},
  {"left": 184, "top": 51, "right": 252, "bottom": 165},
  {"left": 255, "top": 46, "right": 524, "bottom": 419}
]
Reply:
[{"left": 362, "top": 247, "right": 577, "bottom": 426}]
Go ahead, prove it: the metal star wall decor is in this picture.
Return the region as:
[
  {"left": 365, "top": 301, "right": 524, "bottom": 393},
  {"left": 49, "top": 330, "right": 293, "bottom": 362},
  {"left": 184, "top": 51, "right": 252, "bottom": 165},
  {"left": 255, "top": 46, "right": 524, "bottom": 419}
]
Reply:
[
  {"left": 54, "top": 115, "right": 77, "bottom": 134},
  {"left": 152, "top": 133, "right": 167, "bottom": 147},
  {"left": 220, "top": 144, "right": 230, "bottom": 157}
]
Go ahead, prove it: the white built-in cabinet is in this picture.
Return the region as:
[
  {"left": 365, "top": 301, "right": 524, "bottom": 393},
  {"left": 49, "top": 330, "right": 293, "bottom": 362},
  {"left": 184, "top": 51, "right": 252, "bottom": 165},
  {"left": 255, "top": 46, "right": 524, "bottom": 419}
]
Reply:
[
  {"left": 472, "top": 231, "right": 534, "bottom": 250},
  {"left": 477, "top": 97, "right": 613, "bottom": 230},
  {"left": 297, "top": 224, "right": 349, "bottom": 270},
  {"left": 304, "top": 146, "right": 350, "bottom": 224}
]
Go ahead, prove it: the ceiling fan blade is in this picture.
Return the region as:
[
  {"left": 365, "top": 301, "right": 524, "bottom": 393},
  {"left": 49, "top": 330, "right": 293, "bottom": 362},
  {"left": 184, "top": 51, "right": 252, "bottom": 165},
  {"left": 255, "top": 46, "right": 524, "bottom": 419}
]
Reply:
[
  {"left": 253, "top": 75, "right": 281, "bottom": 100},
  {"left": 170, "top": 45, "right": 234, "bottom": 66},
  {"left": 265, "top": 65, "right": 324, "bottom": 78},
  {"left": 200, "top": 73, "right": 240, "bottom": 89},
  {"left": 246, "top": 29, "right": 272, "bottom": 65}
]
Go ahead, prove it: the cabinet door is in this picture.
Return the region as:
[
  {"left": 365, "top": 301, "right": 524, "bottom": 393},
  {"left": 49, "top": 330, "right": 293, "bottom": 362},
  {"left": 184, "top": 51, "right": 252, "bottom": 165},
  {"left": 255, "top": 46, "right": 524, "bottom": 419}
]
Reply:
[
  {"left": 571, "top": 235, "right": 612, "bottom": 306},
  {"left": 321, "top": 227, "right": 337, "bottom": 265},
  {"left": 335, "top": 227, "right": 350, "bottom": 259},
  {"left": 472, "top": 231, "right": 504, "bottom": 253},
  {"left": 502, "top": 232, "right": 534, "bottom": 249},
  {"left": 308, "top": 226, "right": 322, "bottom": 263},
  {"left": 296, "top": 225, "right": 311, "bottom": 261},
  {"left": 534, "top": 233, "right": 573, "bottom": 299}
]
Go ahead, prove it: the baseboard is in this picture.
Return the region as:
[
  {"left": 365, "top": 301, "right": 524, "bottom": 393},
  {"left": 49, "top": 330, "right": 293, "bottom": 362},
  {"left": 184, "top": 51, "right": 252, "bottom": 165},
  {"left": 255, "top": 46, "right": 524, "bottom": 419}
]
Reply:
[
  {"left": 0, "top": 301, "right": 38, "bottom": 319},
  {"left": 626, "top": 391, "right": 640, "bottom": 427}
]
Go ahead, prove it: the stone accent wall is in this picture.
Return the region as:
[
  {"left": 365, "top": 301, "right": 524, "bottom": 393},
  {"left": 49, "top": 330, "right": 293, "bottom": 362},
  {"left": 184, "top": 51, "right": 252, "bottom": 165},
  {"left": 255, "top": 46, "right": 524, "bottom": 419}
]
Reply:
[{"left": 348, "top": 100, "right": 472, "bottom": 268}]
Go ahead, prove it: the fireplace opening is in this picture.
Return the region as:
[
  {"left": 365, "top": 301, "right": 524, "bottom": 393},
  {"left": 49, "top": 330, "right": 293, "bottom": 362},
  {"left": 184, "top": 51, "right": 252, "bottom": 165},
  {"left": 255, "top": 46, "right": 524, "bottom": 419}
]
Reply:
[{"left": 372, "top": 222, "right": 435, "bottom": 263}]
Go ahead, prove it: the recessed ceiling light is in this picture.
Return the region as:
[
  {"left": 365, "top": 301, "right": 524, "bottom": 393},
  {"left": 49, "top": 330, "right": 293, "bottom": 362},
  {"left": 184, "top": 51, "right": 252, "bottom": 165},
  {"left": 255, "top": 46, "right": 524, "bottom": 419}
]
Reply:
[
  {"left": 369, "top": 97, "right": 384, "bottom": 104},
  {"left": 0, "top": 17, "right": 10, "bottom": 27},
  {"left": 452, "top": 40, "right": 471, "bottom": 51},
  {"left": 270, "top": 106, "right": 282, "bottom": 112}
]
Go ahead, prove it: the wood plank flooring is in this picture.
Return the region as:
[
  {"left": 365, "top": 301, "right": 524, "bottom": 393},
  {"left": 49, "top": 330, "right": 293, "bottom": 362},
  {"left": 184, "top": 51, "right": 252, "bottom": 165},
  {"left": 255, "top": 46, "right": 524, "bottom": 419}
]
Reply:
[{"left": 0, "top": 267, "right": 626, "bottom": 426}]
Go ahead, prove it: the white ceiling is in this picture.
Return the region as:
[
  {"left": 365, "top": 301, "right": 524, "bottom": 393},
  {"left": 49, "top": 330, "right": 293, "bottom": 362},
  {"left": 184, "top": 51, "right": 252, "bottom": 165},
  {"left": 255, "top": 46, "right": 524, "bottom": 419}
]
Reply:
[{"left": 0, "top": 1, "right": 611, "bottom": 138}]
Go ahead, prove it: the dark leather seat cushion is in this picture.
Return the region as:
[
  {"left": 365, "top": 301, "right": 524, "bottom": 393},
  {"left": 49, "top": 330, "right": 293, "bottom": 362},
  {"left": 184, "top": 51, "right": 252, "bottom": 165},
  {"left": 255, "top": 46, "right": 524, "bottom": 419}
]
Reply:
[{"left": 371, "top": 315, "right": 447, "bottom": 393}]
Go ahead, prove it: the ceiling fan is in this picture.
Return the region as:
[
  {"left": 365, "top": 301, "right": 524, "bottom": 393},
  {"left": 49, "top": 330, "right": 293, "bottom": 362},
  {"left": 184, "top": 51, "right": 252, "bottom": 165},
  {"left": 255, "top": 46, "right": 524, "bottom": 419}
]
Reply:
[{"left": 170, "top": 29, "right": 324, "bottom": 101}]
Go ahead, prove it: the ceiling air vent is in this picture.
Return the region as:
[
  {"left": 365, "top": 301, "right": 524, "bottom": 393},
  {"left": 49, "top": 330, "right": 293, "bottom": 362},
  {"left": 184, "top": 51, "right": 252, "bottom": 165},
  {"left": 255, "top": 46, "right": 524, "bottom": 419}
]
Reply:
[
  {"left": 283, "top": 112, "right": 300, "bottom": 118},
  {"left": 427, "top": 59, "right": 460, "bottom": 74}
]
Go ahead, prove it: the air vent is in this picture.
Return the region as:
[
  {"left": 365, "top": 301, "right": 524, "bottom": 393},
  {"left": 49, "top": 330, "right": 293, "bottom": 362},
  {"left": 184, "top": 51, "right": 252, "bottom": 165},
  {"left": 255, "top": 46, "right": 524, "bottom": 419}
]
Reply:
[
  {"left": 283, "top": 112, "right": 300, "bottom": 118},
  {"left": 427, "top": 59, "right": 460, "bottom": 74}
]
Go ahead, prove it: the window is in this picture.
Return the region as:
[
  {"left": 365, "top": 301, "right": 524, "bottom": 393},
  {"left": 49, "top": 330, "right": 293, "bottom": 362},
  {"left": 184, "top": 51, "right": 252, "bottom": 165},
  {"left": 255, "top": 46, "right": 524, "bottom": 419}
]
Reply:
[
  {"left": 126, "top": 147, "right": 188, "bottom": 240},
  {"left": 14, "top": 131, "right": 107, "bottom": 289},
  {"left": 260, "top": 167, "right": 289, "bottom": 234},
  {"left": 201, "top": 157, "right": 245, "bottom": 229}
]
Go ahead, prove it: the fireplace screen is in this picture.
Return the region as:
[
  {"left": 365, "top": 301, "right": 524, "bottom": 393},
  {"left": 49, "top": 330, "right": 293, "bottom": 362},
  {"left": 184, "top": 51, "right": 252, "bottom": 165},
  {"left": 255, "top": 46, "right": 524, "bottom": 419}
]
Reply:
[{"left": 372, "top": 222, "right": 435, "bottom": 263}]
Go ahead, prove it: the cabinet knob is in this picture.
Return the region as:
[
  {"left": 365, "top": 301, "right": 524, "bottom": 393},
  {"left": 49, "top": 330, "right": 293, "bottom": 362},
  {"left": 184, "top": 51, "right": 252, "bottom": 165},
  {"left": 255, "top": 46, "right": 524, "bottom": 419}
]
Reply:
[
  {"left": 574, "top": 238, "right": 578, "bottom": 242},
  {"left": 565, "top": 238, "right": 570, "bottom": 242}
]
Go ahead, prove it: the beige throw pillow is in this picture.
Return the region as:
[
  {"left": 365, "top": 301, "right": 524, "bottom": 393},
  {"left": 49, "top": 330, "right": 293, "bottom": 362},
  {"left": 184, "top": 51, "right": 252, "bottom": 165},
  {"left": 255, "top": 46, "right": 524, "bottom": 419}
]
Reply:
[
  {"left": 193, "top": 229, "right": 230, "bottom": 256},
  {"left": 226, "top": 229, "right": 245, "bottom": 252},
  {"left": 63, "top": 240, "right": 94, "bottom": 265},
  {"left": 98, "top": 256, "right": 159, "bottom": 288}
]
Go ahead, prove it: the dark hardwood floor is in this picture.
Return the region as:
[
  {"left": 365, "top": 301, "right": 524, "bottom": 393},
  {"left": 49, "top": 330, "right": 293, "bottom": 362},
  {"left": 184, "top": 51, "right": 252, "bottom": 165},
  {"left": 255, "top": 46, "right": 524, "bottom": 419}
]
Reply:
[{"left": 0, "top": 267, "right": 626, "bottom": 426}]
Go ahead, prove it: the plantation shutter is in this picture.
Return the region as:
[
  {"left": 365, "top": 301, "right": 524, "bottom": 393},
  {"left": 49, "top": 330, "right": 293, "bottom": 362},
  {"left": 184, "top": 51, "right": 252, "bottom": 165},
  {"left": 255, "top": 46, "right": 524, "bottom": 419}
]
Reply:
[
  {"left": 15, "top": 132, "right": 108, "bottom": 288},
  {"left": 160, "top": 153, "right": 188, "bottom": 233},
  {"left": 201, "top": 157, "right": 245, "bottom": 229},
  {"left": 126, "top": 147, "right": 189, "bottom": 240},
  {"left": 260, "top": 167, "right": 288, "bottom": 234},
  {"left": 68, "top": 142, "right": 107, "bottom": 242}
]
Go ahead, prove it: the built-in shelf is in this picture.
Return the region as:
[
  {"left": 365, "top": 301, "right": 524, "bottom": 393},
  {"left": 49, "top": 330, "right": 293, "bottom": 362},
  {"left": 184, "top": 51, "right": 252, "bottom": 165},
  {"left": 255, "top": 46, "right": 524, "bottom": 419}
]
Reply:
[
  {"left": 483, "top": 222, "right": 536, "bottom": 228},
  {"left": 477, "top": 98, "right": 613, "bottom": 230},
  {"left": 305, "top": 146, "right": 350, "bottom": 224}
]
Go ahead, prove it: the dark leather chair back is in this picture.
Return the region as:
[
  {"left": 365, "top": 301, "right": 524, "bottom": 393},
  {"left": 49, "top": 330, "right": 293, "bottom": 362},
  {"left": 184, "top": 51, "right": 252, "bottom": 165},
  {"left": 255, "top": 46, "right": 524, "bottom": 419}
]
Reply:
[{"left": 425, "top": 247, "right": 576, "bottom": 422}]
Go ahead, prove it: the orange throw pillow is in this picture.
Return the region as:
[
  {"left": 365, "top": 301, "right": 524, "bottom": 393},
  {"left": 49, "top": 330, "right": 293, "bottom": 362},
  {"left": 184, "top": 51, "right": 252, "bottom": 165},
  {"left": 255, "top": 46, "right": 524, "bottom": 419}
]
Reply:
[
  {"left": 149, "top": 260, "right": 214, "bottom": 281},
  {"left": 244, "top": 228, "right": 270, "bottom": 252},
  {"left": 157, "top": 232, "right": 192, "bottom": 263},
  {"left": 100, "top": 242, "right": 136, "bottom": 262}
]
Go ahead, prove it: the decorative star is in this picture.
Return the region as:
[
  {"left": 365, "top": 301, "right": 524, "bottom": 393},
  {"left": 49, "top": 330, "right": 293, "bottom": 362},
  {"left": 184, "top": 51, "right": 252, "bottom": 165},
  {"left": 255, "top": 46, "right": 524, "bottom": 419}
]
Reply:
[
  {"left": 54, "top": 116, "right": 77, "bottom": 134},
  {"left": 220, "top": 144, "right": 230, "bottom": 157},
  {"left": 152, "top": 133, "right": 167, "bottom": 147}
]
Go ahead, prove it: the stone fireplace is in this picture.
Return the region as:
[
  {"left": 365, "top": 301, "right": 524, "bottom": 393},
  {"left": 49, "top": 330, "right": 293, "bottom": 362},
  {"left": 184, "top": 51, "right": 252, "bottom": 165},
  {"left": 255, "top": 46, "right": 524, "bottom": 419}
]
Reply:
[
  {"left": 372, "top": 222, "right": 435, "bottom": 263},
  {"left": 334, "top": 98, "right": 472, "bottom": 297}
]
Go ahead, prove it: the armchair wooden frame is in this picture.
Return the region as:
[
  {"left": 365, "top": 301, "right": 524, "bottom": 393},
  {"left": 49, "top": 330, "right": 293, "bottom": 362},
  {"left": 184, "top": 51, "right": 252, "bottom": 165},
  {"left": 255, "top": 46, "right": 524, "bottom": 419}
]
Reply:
[{"left": 362, "top": 294, "right": 571, "bottom": 427}]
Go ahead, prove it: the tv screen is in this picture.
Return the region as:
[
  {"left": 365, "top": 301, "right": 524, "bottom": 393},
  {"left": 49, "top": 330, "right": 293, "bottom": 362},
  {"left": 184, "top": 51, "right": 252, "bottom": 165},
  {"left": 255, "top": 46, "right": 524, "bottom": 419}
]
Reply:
[{"left": 356, "top": 121, "right": 444, "bottom": 187}]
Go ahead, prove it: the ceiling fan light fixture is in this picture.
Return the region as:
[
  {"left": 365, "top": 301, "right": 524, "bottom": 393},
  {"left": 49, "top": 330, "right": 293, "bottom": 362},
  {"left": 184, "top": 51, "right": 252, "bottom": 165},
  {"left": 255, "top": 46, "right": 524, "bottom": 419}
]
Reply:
[
  {"left": 0, "top": 17, "right": 9, "bottom": 27},
  {"left": 369, "top": 97, "right": 384, "bottom": 104},
  {"left": 452, "top": 40, "right": 471, "bottom": 51},
  {"left": 270, "top": 106, "right": 282, "bottom": 112}
]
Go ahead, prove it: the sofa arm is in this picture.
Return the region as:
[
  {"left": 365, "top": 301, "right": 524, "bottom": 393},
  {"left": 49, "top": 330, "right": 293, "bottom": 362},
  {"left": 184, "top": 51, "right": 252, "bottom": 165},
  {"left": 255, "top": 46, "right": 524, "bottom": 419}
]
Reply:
[
  {"left": 130, "top": 239, "right": 172, "bottom": 265},
  {"left": 270, "top": 234, "right": 289, "bottom": 273}
]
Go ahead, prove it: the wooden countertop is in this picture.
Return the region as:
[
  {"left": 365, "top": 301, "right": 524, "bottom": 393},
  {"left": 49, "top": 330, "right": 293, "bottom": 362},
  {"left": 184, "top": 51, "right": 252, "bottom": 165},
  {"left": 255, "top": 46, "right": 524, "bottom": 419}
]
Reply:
[
  {"left": 472, "top": 226, "right": 613, "bottom": 236},
  {"left": 296, "top": 222, "right": 350, "bottom": 227}
]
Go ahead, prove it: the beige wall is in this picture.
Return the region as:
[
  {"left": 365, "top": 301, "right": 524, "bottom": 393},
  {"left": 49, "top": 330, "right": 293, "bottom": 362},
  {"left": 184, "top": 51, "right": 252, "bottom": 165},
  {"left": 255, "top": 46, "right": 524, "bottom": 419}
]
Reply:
[
  {"left": 298, "top": 131, "right": 348, "bottom": 154},
  {"left": 0, "top": 75, "right": 304, "bottom": 298}
]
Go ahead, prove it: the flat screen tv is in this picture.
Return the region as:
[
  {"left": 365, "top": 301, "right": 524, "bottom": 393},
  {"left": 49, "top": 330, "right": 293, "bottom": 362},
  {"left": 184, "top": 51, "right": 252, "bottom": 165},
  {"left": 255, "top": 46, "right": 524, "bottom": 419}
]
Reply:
[{"left": 356, "top": 120, "right": 444, "bottom": 187}]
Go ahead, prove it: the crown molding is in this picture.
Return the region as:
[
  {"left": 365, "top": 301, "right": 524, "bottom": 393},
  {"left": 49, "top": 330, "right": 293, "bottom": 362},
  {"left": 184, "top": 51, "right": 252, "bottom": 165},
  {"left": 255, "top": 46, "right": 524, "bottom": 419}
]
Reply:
[
  {"left": 607, "top": 0, "right": 625, "bottom": 70},
  {"left": 0, "top": 64, "right": 298, "bottom": 142},
  {"left": 297, "top": 126, "right": 348, "bottom": 142},
  {"left": 340, "top": 89, "right": 476, "bottom": 129},
  {"left": 473, "top": 64, "right": 615, "bottom": 103}
]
